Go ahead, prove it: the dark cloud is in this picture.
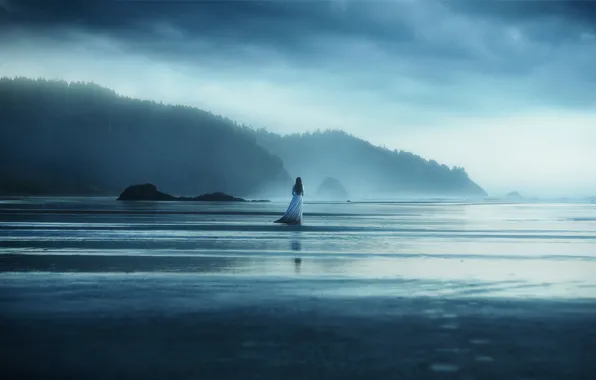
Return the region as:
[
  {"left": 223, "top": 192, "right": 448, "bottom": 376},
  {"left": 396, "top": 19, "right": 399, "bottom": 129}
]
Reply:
[
  {"left": 0, "top": 0, "right": 495, "bottom": 85},
  {"left": 446, "top": 0, "right": 596, "bottom": 27},
  {"left": 5, "top": 0, "right": 595, "bottom": 34},
  {"left": 1, "top": 1, "right": 358, "bottom": 65},
  {"left": 2, "top": 0, "right": 595, "bottom": 111},
  {"left": 3, "top": 0, "right": 592, "bottom": 65},
  {"left": 445, "top": 0, "right": 596, "bottom": 46}
]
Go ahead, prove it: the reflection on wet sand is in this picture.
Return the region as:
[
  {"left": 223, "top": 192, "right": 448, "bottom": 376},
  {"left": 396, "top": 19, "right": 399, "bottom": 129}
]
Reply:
[
  {"left": 291, "top": 231, "right": 302, "bottom": 273},
  {"left": 1, "top": 197, "right": 596, "bottom": 298}
]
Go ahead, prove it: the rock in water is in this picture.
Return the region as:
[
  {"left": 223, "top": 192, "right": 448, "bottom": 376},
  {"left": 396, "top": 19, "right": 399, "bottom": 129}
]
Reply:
[
  {"left": 315, "top": 177, "right": 348, "bottom": 200},
  {"left": 117, "top": 184, "right": 261, "bottom": 202},
  {"left": 117, "top": 183, "right": 175, "bottom": 201},
  {"left": 190, "top": 192, "right": 245, "bottom": 202}
]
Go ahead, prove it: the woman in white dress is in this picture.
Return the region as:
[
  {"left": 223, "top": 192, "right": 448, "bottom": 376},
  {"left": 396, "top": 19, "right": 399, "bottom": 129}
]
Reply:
[{"left": 274, "top": 177, "right": 304, "bottom": 225}]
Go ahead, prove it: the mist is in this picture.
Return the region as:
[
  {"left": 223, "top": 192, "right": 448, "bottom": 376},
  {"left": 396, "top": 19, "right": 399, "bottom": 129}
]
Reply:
[
  {"left": 0, "top": 77, "right": 290, "bottom": 197},
  {"left": 1, "top": 0, "right": 595, "bottom": 197}
]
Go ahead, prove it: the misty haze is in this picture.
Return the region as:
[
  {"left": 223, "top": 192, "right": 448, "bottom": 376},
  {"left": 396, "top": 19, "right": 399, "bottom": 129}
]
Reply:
[{"left": 1, "top": 1, "right": 595, "bottom": 379}]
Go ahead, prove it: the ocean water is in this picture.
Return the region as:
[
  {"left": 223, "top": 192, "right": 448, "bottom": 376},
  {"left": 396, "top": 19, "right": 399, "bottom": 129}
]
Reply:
[
  {"left": 2, "top": 197, "right": 596, "bottom": 298},
  {"left": 1, "top": 198, "right": 596, "bottom": 379}
]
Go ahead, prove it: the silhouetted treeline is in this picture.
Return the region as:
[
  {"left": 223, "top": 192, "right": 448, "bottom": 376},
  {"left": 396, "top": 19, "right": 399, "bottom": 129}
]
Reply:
[
  {"left": 1, "top": 77, "right": 486, "bottom": 198},
  {"left": 0, "top": 77, "right": 290, "bottom": 196},
  {"left": 252, "top": 129, "right": 487, "bottom": 197}
]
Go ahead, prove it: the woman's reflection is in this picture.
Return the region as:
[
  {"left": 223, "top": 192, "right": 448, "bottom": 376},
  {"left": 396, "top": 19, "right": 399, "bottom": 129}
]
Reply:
[
  {"left": 291, "top": 240, "right": 302, "bottom": 252},
  {"left": 291, "top": 232, "right": 302, "bottom": 273}
]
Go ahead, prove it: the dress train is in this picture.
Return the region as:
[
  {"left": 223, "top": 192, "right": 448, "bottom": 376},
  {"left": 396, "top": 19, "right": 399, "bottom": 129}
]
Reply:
[{"left": 274, "top": 194, "right": 303, "bottom": 224}]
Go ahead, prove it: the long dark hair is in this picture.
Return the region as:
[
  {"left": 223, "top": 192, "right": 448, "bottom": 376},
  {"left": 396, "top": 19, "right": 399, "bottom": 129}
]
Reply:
[{"left": 294, "top": 177, "right": 303, "bottom": 195}]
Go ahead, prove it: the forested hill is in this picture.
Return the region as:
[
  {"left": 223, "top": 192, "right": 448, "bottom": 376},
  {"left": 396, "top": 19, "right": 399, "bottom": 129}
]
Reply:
[
  {"left": 0, "top": 77, "right": 290, "bottom": 197},
  {"left": 0, "top": 77, "right": 486, "bottom": 198},
  {"left": 253, "top": 129, "right": 487, "bottom": 198}
]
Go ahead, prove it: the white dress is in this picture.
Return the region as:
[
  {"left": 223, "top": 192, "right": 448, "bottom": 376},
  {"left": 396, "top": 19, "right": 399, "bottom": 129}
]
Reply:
[{"left": 274, "top": 185, "right": 303, "bottom": 225}]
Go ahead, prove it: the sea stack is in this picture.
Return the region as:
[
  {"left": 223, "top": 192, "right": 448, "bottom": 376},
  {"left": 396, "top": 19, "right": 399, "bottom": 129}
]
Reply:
[
  {"left": 315, "top": 177, "right": 348, "bottom": 200},
  {"left": 506, "top": 191, "right": 524, "bottom": 200}
]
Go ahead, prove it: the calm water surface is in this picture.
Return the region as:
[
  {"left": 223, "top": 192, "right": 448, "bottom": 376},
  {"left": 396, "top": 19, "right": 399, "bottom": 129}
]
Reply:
[{"left": 1, "top": 197, "right": 595, "bottom": 299}]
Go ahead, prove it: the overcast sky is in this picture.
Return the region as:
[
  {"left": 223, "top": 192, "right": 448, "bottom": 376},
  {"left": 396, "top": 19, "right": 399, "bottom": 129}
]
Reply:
[{"left": 1, "top": 0, "right": 595, "bottom": 197}]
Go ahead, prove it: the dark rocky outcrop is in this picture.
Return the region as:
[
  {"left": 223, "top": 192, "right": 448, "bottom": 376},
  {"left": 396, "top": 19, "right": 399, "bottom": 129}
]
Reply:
[
  {"left": 315, "top": 177, "right": 348, "bottom": 200},
  {"left": 118, "top": 184, "right": 269, "bottom": 202},
  {"left": 180, "top": 192, "right": 244, "bottom": 202},
  {"left": 118, "top": 184, "right": 175, "bottom": 201}
]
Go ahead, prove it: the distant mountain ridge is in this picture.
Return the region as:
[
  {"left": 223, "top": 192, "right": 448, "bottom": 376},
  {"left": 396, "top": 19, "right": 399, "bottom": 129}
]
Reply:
[
  {"left": 252, "top": 129, "right": 487, "bottom": 198},
  {"left": 0, "top": 77, "right": 486, "bottom": 198}
]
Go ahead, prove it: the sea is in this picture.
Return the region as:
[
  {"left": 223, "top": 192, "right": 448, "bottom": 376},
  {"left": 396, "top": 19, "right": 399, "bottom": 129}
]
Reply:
[{"left": 1, "top": 197, "right": 595, "bottom": 379}]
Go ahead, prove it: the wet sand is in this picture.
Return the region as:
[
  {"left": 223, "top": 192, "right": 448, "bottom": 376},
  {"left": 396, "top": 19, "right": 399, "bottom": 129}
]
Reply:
[{"left": 2, "top": 274, "right": 596, "bottom": 379}]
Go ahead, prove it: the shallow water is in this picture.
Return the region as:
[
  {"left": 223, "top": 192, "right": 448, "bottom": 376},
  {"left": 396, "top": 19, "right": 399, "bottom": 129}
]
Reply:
[
  {"left": 1, "top": 198, "right": 596, "bottom": 379},
  {"left": 1, "top": 197, "right": 596, "bottom": 299}
]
